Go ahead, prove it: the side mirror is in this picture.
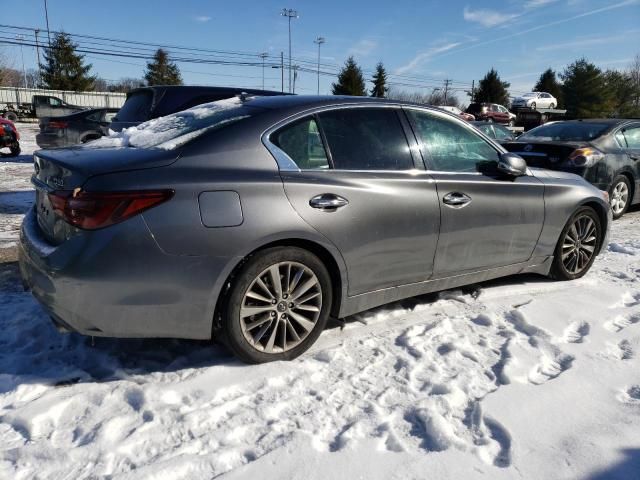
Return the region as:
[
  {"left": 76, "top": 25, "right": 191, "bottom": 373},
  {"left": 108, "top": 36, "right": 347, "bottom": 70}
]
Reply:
[{"left": 497, "top": 152, "right": 527, "bottom": 176}]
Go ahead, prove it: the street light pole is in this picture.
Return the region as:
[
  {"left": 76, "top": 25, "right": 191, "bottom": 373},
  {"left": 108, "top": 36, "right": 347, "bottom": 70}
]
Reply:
[
  {"left": 43, "top": 0, "right": 51, "bottom": 46},
  {"left": 34, "top": 29, "right": 42, "bottom": 84},
  {"left": 16, "top": 35, "right": 27, "bottom": 88},
  {"left": 281, "top": 8, "right": 298, "bottom": 94},
  {"left": 259, "top": 52, "right": 268, "bottom": 90},
  {"left": 314, "top": 36, "right": 325, "bottom": 95}
]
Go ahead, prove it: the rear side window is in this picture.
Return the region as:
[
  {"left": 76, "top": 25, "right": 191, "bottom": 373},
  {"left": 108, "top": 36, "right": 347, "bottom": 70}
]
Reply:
[
  {"left": 272, "top": 118, "right": 330, "bottom": 169},
  {"left": 407, "top": 109, "right": 499, "bottom": 172},
  {"left": 620, "top": 126, "right": 640, "bottom": 149},
  {"left": 317, "top": 108, "right": 413, "bottom": 170},
  {"left": 116, "top": 91, "right": 153, "bottom": 122}
]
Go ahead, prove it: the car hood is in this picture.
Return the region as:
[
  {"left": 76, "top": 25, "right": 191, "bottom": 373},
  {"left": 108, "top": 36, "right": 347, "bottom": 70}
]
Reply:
[{"left": 529, "top": 167, "right": 583, "bottom": 181}]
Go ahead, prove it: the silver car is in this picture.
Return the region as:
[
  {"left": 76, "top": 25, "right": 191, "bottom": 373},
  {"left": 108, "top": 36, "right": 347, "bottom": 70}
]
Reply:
[
  {"left": 512, "top": 92, "right": 558, "bottom": 110},
  {"left": 19, "top": 96, "right": 611, "bottom": 363}
]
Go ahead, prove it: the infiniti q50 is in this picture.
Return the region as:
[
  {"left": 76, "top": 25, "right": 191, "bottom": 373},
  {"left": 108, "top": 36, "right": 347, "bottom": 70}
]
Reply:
[{"left": 20, "top": 96, "right": 611, "bottom": 363}]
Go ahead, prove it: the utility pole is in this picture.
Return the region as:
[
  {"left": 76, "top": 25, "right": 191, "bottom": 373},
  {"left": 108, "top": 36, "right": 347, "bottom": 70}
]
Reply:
[
  {"left": 281, "top": 8, "right": 298, "bottom": 93},
  {"left": 443, "top": 79, "right": 451, "bottom": 105},
  {"left": 34, "top": 29, "right": 42, "bottom": 86},
  {"left": 292, "top": 65, "right": 299, "bottom": 94},
  {"left": 280, "top": 51, "right": 284, "bottom": 92},
  {"left": 314, "top": 36, "right": 325, "bottom": 95},
  {"left": 259, "top": 52, "right": 268, "bottom": 90},
  {"left": 471, "top": 79, "right": 475, "bottom": 101},
  {"left": 16, "top": 35, "right": 27, "bottom": 88},
  {"left": 43, "top": 0, "right": 51, "bottom": 46}
]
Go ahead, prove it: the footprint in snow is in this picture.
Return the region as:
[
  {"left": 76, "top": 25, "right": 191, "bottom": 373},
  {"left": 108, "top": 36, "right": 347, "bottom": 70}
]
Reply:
[
  {"left": 605, "top": 313, "right": 640, "bottom": 333},
  {"left": 617, "top": 385, "right": 640, "bottom": 405},
  {"left": 562, "top": 321, "right": 590, "bottom": 343}
]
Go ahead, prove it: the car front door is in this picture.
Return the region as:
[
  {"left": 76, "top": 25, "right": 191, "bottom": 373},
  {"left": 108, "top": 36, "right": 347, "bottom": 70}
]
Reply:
[
  {"left": 269, "top": 106, "right": 441, "bottom": 296},
  {"left": 404, "top": 107, "right": 545, "bottom": 277},
  {"left": 617, "top": 123, "right": 640, "bottom": 196}
]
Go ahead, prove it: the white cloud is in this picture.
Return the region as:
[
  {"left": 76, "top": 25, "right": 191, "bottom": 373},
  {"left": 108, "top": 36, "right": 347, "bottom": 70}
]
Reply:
[
  {"left": 536, "top": 30, "right": 638, "bottom": 51},
  {"left": 194, "top": 15, "right": 211, "bottom": 23},
  {"left": 395, "top": 42, "right": 462, "bottom": 75},
  {"left": 463, "top": 7, "right": 519, "bottom": 27},
  {"left": 347, "top": 39, "right": 377, "bottom": 57},
  {"left": 524, "top": 0, "right": 559, "bottom": 8}
]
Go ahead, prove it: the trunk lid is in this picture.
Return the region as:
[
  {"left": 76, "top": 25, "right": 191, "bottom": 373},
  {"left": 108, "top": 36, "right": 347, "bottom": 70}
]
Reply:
[
  {"left": 502, "top": 141, "right": 585, "bottom": 169},
  {"left": 32, "top": 147, "right": 178, "bottom": 244}
]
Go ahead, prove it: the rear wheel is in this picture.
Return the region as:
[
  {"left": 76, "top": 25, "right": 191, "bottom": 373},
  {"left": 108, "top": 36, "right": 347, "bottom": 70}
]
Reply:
[
  {"left": 549, "top": 103, "right": 556, "bottom": 109},
  {"left": 550, "top": 206, "right": 601, "bottom": 280},
  {"left": 3, "top": 111, "right": 18, "bottom": 122},
  {"left": 9, "top": 141, "right": 20, "bottom": 157},
  {"left": 531, "top": 102, "right": 537, "bottom": 110},
  {"left": 219, "top": 247, "right": 332, "bottom": 364},
  {"left": 508, "top": 119, "right": 515, "bottom": 127},
  {"left": 487, "top": 117, "right": 493, "bottom": 123},
  {"left": 610, "top": 175, "right": 631, "bottom": 219}
]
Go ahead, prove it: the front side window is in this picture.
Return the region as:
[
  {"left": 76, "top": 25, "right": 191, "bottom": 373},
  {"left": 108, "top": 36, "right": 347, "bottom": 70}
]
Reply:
[
  {"left": 622, "top": 126, "right": 640, "bottom": 149},
  {"left": 406, "top": 109, "right": 500, "bottom": 172},
  {"left": 493, "top": 125, "right": 514, "bottom": 141},
  {"left": 272, "top": 117, "right": 330, "bottom": 170},
  {"left": 317, "top": 108, "right": 413, "bottom": 170}
]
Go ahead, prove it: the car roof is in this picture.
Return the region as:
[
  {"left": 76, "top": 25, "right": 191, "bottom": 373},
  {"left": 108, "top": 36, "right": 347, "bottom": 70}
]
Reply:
[
  {"left": 243, "top": 94, "right": 435, "bottom": 111},
  {"left": 126, "top": 85, "right": 287, "bottom": 98}
]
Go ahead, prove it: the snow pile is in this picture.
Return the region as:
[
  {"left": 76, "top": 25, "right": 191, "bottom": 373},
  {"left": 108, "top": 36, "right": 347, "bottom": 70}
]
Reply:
[{"left": 86, "top": 97, "right": 246, "bottom": 150}]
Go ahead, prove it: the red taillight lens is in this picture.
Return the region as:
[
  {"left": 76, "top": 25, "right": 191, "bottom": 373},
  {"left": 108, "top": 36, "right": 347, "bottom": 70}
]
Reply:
[
  {"left": 48, "top": 121, "right": 68, "bottom": 129},
  {"left": 47, "top": 189, "right": 174, "bottom": 230}
]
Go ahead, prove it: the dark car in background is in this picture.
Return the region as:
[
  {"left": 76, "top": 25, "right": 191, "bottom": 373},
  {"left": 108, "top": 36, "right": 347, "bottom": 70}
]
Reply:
[
  {"left": 503, "top": 119, "right": 640, "bottom": 218},
  {"left": 20, "top": 96, "right": 611, "bottom": 364},
  {"left": 110, "top": 85, "right": 287, "bottom": 132},
  {"left": 0, "top": 117, "right": 20, "bottom": 156},
  {"left": 472, "top": 121, "right": 516, "bottom": 143},
  {"left": 466, "top": 102, "right": 515, "bottom": 126},
  {"left": 36, "top": 108, "right": 120, "bottom": 148}
]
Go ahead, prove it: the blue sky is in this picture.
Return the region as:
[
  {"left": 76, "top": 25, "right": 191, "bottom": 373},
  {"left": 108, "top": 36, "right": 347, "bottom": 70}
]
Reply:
[{"left": 1, "top": 0, "right": 639, "bottom": 102}]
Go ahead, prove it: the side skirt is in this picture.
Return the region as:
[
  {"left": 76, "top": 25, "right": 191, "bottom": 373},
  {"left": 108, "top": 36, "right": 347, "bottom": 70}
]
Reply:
[{"left": 338, "top": 256, "right": 553, "bottom": 318}]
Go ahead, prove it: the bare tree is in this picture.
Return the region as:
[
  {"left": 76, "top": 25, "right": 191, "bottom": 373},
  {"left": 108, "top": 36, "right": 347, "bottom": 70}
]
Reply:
[
  {"left": 386, "top": 87, "right": 460, "bottom": 107},
  {"left": 629, "top": 54, "right": 640, "bottom": 111}
]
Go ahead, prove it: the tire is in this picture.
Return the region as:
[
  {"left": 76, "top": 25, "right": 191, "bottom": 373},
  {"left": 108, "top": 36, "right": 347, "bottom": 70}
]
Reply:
[
  {"left": 3, "top": 111, "right": 18, "bottom": 122},
  {"left": 9, "top": 142, "right": 20, "bottom": 157},
  {"left": 508, "top": 119, "right": 515, "bottom": 127},
  {"left": 531, "top": 102, "right": 537, "bottom": 110},
  {"left": 219, "top": 247, "right": 333, "bottom": 364},
  {"left": 550, "top": 206, "right": 602, "bottom": 281},
  {"left": 487, "top": 117, "right": 493, "bottom": 123},
  {"left": 549, "top": 103, "right": 555, "bottom": 109},
  {"left": 609, "top": 175, "right": 631, "bottom": 219}
]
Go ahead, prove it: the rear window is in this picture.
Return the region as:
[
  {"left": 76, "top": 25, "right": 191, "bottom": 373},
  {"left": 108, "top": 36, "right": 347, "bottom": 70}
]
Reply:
[
  {"left": 115, "top": 90, "right": 153, "bottom": 122},
  {"left": 84, "top": 97, "right": 254, "bottom": 150},
  {"left": 519, "top": 122, "right": 610, "bottom": 142}
]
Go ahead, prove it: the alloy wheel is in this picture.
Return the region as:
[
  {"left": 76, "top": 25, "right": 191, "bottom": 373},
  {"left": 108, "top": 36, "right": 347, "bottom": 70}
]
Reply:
[
  {"left": 239, "top": 261, "right": 322, "bottom": 354},
  {"left": 611, "top": 181, "right": 629, "bottom": 216},
  {"left": 561, "top": 215, "right": 597, "bottom": 275}
]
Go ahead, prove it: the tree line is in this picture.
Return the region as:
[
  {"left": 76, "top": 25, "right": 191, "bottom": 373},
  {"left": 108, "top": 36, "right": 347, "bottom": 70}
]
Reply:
[{"left": 1, "top": 32, "right": 638, "bottom": 118}]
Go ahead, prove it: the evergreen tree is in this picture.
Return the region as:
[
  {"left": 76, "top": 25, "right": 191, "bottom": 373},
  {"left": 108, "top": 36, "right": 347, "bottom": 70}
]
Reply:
[
  {"left": 473, "top": 68, "right": 510, "bottom": 106},
  {"left": 533, "top": 68, "right": 563, "bottom": 107},
  {"left": 370, "top": 62, "right": 388, "bottom": 98},
  {"left": 561, "top": 59, "right": 610, "bottom": 118},
  {"left": 604, "top": 69, "right": 640, "bottom": 117},
  {"left": 40, "top": 32, "right": 95, "bottom": 91},
  {"left": 144, "top": 49, "right": 183, "bottom": 86},
  {"left": 332, "top": 56, "right": 366, "bottom": 96}
]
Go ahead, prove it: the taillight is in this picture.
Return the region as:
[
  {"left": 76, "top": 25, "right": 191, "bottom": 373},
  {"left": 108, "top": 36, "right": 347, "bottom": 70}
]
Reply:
[
  {"left": 568, "top": 147, "right": 604, "bottom": 167},
  {"left": 48, "top": 121, "right": 68, "bottom": 129},
  {"left": 48, "top": 189, "right": 174, "bottom": 230}
]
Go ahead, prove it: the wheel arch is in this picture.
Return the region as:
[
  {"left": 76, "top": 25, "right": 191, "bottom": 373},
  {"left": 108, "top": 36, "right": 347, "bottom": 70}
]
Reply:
[
  {"left": 212, "top": 237, "right": 347, "bottom": 336},
  {"left": 616, "top": 170, "right": 635, "bottom": 204}
]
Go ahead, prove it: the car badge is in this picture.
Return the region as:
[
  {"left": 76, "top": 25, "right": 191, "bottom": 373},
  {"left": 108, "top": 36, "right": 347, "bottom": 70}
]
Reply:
[{"left": 524, "top": 144, "right": 534, "bottom": 152}]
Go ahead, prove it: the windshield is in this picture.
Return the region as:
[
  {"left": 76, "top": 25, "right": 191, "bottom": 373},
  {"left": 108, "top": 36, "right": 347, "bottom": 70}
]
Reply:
[
  {"left": 522, "top": 93, "right": 537, "bottom": 98},
  {"left": 519, "top": 122, "right": 610, "bottom": 142},
  {"left": 85, "top": 97, "right": 254, "bottom": 150}
]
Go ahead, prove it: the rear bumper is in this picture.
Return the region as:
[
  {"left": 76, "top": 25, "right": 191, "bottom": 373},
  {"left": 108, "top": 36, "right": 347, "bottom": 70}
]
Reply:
[
  {"left": 19, "top": 207, "right": 236, "bottom": 339},
  {"left": 35, "top": 133, "right": 71, "bottom": 149}
]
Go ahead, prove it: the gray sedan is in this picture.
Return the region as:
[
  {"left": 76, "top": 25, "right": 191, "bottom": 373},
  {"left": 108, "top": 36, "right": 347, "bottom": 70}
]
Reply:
[{"left": 20, "top": 96, "right": 611, "bottom": 363}]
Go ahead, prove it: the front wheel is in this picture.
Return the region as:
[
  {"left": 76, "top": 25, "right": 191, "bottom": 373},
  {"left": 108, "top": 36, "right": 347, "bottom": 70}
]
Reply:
[
  {"left": 610, "top": 175, "right": 631, "bottom": 219},
  {"left": 530, "top": 102, "right": 537, "bottom": 110},
  {"left": 9, "top": 142, "right": 21, "bottom": 157},
  {"left": 219, "top": 247, "right": 332, "bottom": 364},
  {"left": 550, "top": 206, "right": 601, "bottom": 281},
  {"left": 486, "top": 117, "right": 493, "bottom": 123},
  {"left": 549, "top": 103, "right": 556, "bottom": 109},
  {"left": 508, "top": 119, "right": 515, "bottom": 127}
]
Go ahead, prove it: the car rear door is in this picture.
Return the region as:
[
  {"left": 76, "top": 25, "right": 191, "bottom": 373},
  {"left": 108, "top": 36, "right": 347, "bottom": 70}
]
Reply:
[
  {"left": 404, "top": 107, "right": 545, "bottom": 277},
  {"left": 616, "top": 123, "right": 640, "bottom": 197},
  {"left": 269, "top": 105, "right": 441, "bottom": 296}
]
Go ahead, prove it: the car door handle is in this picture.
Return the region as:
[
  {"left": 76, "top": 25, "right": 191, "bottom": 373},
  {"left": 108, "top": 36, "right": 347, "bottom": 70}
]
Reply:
[
  {"left": 443, "top": 192, "right": 472, "bottom": 207},
  {"left": 309, "top": 193, "right": 349, "bottom": 210}
]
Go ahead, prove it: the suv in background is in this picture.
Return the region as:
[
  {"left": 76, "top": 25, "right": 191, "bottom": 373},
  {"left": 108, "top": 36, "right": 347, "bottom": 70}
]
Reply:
[
  {"left": 466, "top": 103, "right": 514, "bottom": 126},
  {"left": 110, "top": 85, "right": 287, "bottom": 131}
]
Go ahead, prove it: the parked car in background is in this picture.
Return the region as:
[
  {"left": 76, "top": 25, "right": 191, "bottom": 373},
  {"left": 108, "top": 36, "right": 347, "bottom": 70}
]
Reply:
[
  {"left": 36, "top": 108, "right": 120, "bottom": 149},
  {"left": 20, "top": 96, "right": 611, "bottom": 364},
  {"left": 438, "top": 105, "right": 475, "bottom": 121},
  {"left": 466, "top": 102, "right": 514, "bottom": 125},
  {"left": 511, "top": 92, "right": 557, "bottom": 110},
  {"left": 110, "top": 85, "right": 287, "bottom": 132},
  {"left": 503, "top": 119, "right": 640, "bottom": 218},
  {"left": 472, "top": 121, "right": 516, "bottom": 143},
  {"left": 0, "top": 117, "right": 20, "bottom": 156}
]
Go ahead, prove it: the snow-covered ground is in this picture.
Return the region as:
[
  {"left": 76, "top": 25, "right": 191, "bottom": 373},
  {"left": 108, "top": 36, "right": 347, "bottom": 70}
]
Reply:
[{"left": 0, "top": 124, "right": 639, "bottom": 479}]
